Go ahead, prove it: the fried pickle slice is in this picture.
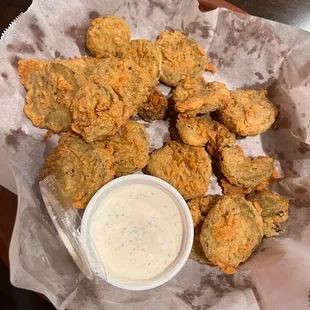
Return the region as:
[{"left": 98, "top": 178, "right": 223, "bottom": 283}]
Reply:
[
  {"left": 188, "top": 195, "right": 223, "bottom": 228},
  {"left": 188, "top": 200, "right": 203, "bottom": 228},
  {"left": 176, "top": 115, "right": 210, "bottom": 147},
  {"left": 176, "top": 115, "right": 235, "bottom": 155},
  {"left": 247, "top": 189, "right": 289, "bottom": 237},
  {"left": 18, "top": 58, "right": 102, "bottom": 133},
  {"left": 70, "top": 83, "right": 128, "bottom": 142},
  {"left": 200, "top": 196, "right": 263, "bottom": 274},
  {"left": 86, "top": 16, "right": 131, "bottom": 58},
  {"left": 173, "top": 77, "right": 231, "bottom": 115},
  {"left": 190, "top": 235, "right": 211, "bottom": 265},
  {"left": 220, "top": 178, "right": 253, "bottom": 196},
  {"left": 118, "top": 39, "right": 161, "bottom": 87},
  {"left": 218, "top": 89, "right": 277, "bottom": 136},
  {"left": 91, "top": 57, "right": 151, "bottom": 113},
  {"left": 220, "top": 146, "right": 276, "bottom": 190},
  {"left": 38, "top": 133, "right": 115, "bottom": 209},
  {"left": 105, "top": 121, "right": 150, "bottom": 176},
  {"left": 220, "top": 171, "right": 279, "bottom": 196},
  {"left": 188, "top": 195, "right": 223, "bottom": 264},
  {"left": 155, "top": 30, "right": 209, "bottom": 86},
  {"left": 138, "top": 88, "right": 168, "bottom": 122},
  {"left": 148, "top": 141, "right": 212, "bottom": 200}
]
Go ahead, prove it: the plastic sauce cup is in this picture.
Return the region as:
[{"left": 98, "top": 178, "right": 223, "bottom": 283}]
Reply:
[{"left": 81, "top": 174, "right": 194, "bottom": 291}]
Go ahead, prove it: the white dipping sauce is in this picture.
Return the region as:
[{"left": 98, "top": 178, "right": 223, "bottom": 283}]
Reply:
[{"left": 89, "top": 183, "right": 183, "bottom": 282}]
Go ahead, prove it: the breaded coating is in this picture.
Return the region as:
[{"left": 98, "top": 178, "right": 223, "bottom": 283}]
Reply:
[
  {"left": 220, "top": 146, "right": 275, "bottom": 190},
  {"left": 176, "top": 115, "right": 235, "bottom": 155},
  {"left": 247, "top": 189, "right": 289, "bottom": 237},
  {"left": 188, "top": 195, "right": 223, "bottom": 263},
  {"left": 188, "top": 201, "right": 203, "bottom": 228},
  {"left": 148, "top": 141, "right": 212, "bottom": 200},
  {"left": 105, "top": 121, "right": 150, "bottom": 176},
  {"left": 18, "top": 58, "right": 102, "bottom": 133},
  {"left": 173, "top": 77, "right": 231, "bottom": 115},
  {"left": 71, "top": 83, "right": 127, "bottom": 142},
  {"left": 190, "top": 236, "right": 211, "bottom": 265},
  {"left": 138, "top": 88, "right": 168, "bottom": 122},
  {"left": 86, "top": 16, "right": 131, "bottom": 58},
  {"left": 218, "top": 89, "right": 277, "bottom": 136},
  {"left": 91, "top": 57, "right": 151, "bottom": 113},
  {"left": 200, "top": 196, "right": 263, "bottom": 274},
  {"left": 220, "top": 178, "right": 252, "bottom": 196},
  {"left": 220, "top": 173, "right": 279, "bottom": 196},
  {"left": 118, "top": 39, "right": 161, "bottom": 87},
  {"left": 188, "top": 195, "right": 223, "bottom": 220},
  {"left": 38, "top": 133, "right": 115, "bottom": 209},
  {"left": 176, "top": 115, "right": 210, "bottom": 147},
  {"left": 155, "top": 30, "right": 209, "bottom": 86}
]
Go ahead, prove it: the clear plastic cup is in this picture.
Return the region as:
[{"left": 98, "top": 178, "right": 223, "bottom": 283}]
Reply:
[{"left": 81, "top": 174, "right": 194, "bottom": 290}]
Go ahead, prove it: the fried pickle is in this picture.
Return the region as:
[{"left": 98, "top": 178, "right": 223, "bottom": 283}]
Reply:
[
  {"left": 19, "top": 58, "right": 102, "bottom": 133},
  {"left": 218, "top": 89, "right": 277, "bottom": 136},
  {"left": 173, "top": 77, "right": 231, "bottom": 115},
  {"left": 105, "top": 121, "right": 150, "bottom": 176},
  {"left": 86, "top": 16, "right": 131, "bottom": 58},
  {"left": 38, "top": 133, "right": 115, "bottom": 209},
  {"left": 220, "top": 178, "right": 252, "bottom": 196},
  {"left": 220, "top": 173, "right": 279, "bottom": 196},
  {"left": 190, "top": 236, "right": 211, "bottom": 265},
  {"left": 247, "top": 189, "right": 289, "bottom": 237},
  {"left": 148, "top": 141, "right": 212, "bottom": 200},
  {"left": 188, "top": 195, "right": 223, "bottom": 263},
  {"left": 138, "top": 88, "right": 168, "bottom": 122},
  {"left": 188, "top": 195, "right": 223, "bottom": 227},
  {"left": 200, "top": 196, "right": 263, "bottom": 274},
  {"left": 118, "top": 39, "right": 161, "bottom": 87},
  {"left": 155, "top": 30, "right": 209, "bottom": 86},
  {"left": 220, "top": 146, "right": 276, "bottom": 190},
  {"left": 188, "top": 201, "right": 203, "bottom": 228},
  {"left": 70, "top": 83, "right": 128, "bottom": 142},
  {"left": 176, "top": 115, "right": 235, "bottom": 155},
  {"left": 91, "top": 57, "right": 151, "bottom": 113}
]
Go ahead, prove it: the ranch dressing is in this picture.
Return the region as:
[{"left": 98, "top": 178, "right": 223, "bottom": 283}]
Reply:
[{"left": 89, "top": 183, "right": 183, "bottom": 282}]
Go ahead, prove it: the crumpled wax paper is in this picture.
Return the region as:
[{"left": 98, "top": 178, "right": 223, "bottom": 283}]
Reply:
[{"left": 1, "top": 0, "right": 310, "bottom": 309}]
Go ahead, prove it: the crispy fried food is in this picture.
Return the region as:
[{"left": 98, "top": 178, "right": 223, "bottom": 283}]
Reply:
[
  {"left": 173, "top": 77, "right": 231, "bottom": 115},
  {"left": 176, "top": 115, "right": 210, "bottom": 147},
  {"left": 155, "top": 30, "right": 209, "bottom": 86},
  {"left": 138, "top": 88, "right": 168, "bottom": 122},
  {"left": 105, "top": 121, "right": 150, "bottom": 176},
  {"left": 38, "top": 133, "right": 115, "bottom": 209},
  {"left": 188, "top": 195, "right": 223, "bottom": 263},
  {"left": 176, "top": 115, "right": 235, "bottom": 155},
  {"left": 18, "top": 58, "right": 102, "bottom": 133},
  {"left": 190, "top": 236, "right": 211, "bottom": 265},
  {"left": 220, "top": 146, "right": 276, "bottom": 190},
  {"left": 188, "top": 201, "right": 203, "bottom": 228},
  {"left": 220, "top": 172, "right": 279, "bottom": 196},
  {"left": 70, "top": 83, "right": 128, "bottom": 142},
  {"left": 91, "top": 57, "right": 151, "bottom": 113},
  {"left": 188, "top": 195, "right": 223, "bottom": 222},
  {"left": 200, "top": 196, "right": 263, "bottom": 274},
  {"left": 218, "top": 89, "right": 277, "bottom": 136},
  {"left": 220, "top": 178, "right": 252, "bottom": 196},
  {"left": 86, "top": 16, "right": 131, "bottom": 58},
  {"left": 188, "top": 195, "right": 223, "bottom": 229},
  {"left": 118, "top": 39, "right": 161, "bottom": 87},
  {"left": 148, "top": 141, "right": 212, "bottom": 200},
  {"left": 247, "top": 189, "right": 289, "bottom": 237}
]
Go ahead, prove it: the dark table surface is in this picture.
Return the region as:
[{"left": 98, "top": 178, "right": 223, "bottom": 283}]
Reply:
[
  {"left": 229, "top": 0, "right": 310, "bottom": 31},
  {"left": 0, "top": 0, "right": 309, "bottom": 309}
]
